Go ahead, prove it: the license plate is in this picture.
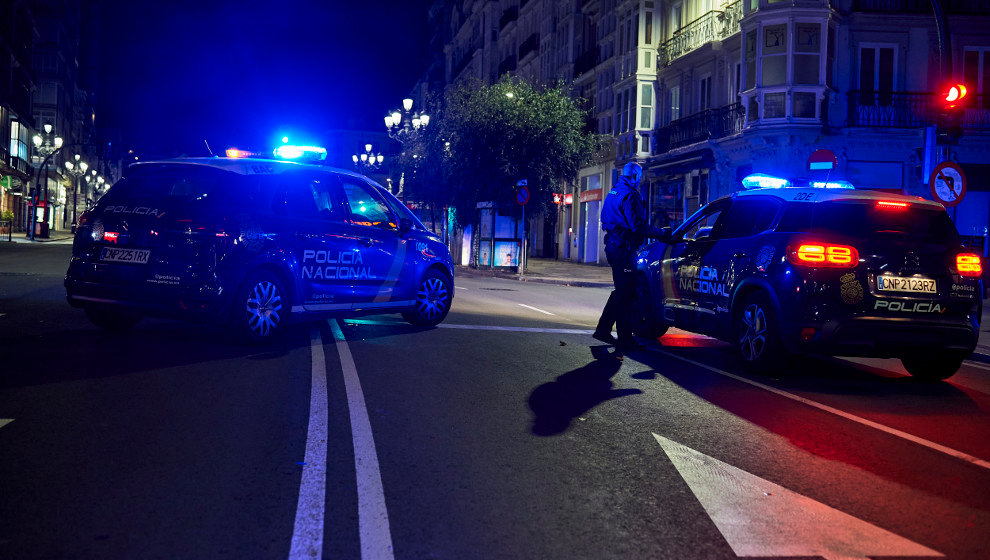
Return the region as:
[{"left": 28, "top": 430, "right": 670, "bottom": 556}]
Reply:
[
  {"left": 100, "top": 247, "right": 150, "bottom": 264},
  {"left": 877, "top": 275, "right": 936, "bottom": 293}
]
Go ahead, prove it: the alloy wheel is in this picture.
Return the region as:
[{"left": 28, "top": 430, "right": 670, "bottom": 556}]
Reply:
[
  {"left": 739, "top": 302, "right": 768, "bottom": 361},
  {"left": 415, "top": 276, "right": 449, "bottom": 320},
  {"left": 245, "top": 280, "right": 282, "bottom": 337}
]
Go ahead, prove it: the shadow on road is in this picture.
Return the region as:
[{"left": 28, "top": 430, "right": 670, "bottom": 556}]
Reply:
[{"left": 527, "top": 345, "right": 641, "bottom": 436}]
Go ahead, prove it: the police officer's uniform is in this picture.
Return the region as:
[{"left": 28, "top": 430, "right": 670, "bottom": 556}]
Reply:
[{"left": 594, "top": 162, "right": 663, "bottom": 350}]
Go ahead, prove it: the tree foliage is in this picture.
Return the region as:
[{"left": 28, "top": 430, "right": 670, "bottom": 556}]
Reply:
[{"left": 397, "top": 76, "right": 606, "bottom": 227}]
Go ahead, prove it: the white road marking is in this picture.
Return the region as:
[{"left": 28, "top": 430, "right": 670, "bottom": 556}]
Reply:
[
  {"left": 650, "top": 347, "right": 990, "bottom": 470},
  {"left": 962, "top": 359, "right": 990, "bottom": 371},
  {"left": 439, "top": 323, "right": 592, "bottom": 335},
  {"left": 518, "top": 303, "right": 555, "bottom": 315},
  {"left": 455, "top": 286, "right": 468, "bottom": 290},
  {"left": 0, "top": 419, "right": 13, "bottom": 429},
  {"left": 653, "top": 433, "right": 944, "bottom": 560},
  {"left": 330, "top": 319, "right": 395, "bottom": 560},
  {"left": 289, "top": 328, "right": 330, "bottom": 559}
]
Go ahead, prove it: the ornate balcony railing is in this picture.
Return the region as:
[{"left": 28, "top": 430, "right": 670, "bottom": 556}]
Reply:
[
  {"left": 655, "top": 103, "right": 745, "bottom": 153},
  {"left": 658, "top": 2, "right": 741, "bottom": 67},
  {"left": 847, "top": 91, "right": 990, "bottom": 130}
]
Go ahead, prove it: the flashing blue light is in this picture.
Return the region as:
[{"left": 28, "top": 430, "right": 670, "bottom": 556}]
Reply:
[
  {"left": 810, "top": 180, "right": 855, "bottom": 189},
  {"left": 281, "top": 136, "right": 289, "bottom": 143},
  {"left": 273, "top": 144, "right": 327, "bottom": 161},
  {"left": 741, "top": 173, "right": 791, "bottom": 189}
]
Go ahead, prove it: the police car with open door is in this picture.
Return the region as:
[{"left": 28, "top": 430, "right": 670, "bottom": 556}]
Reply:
[
  {"left": 631, "top": 176, "right": 982, "bottom": 380},
  {"left": 65, "top": 156, "right": 454, "bottom": 342}
]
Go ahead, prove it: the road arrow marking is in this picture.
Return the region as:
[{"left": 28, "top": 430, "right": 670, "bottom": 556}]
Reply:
[
  {"left": 0, "top": 419, "right": 13, "bottom": 429},
  {"left": 652, "top": 433, "right": 943, "bottom": 560}
]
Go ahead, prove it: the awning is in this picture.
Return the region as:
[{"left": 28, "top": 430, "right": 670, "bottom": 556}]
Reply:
[{"left": 646, "top": 149, "right": 714, "bottom": 178}]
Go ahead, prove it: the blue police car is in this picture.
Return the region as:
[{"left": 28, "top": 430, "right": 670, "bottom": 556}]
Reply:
[
  {"left": 632, "top": 176, "right": 982, "bottom": 380},
  {"left": 65, "top": 157, "right": 454, "bottom": 341}
]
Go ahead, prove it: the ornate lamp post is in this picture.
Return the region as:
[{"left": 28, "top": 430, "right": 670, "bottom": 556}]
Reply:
[
  {"left": 30, "top": 123, "right": 63, "bottom": 240},
  {"left": 351, "top": 143, "right": 385, "bottom": 171},
  {"left": 384, "top": 98, "right": 430, "bottom": 143},
  {"left": 64, "top": 155, "right": 88, "bottom": 229}
]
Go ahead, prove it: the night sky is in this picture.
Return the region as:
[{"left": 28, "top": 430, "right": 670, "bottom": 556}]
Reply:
[{"left": 95, "top": 0, "right": 430, "bottom": 158}]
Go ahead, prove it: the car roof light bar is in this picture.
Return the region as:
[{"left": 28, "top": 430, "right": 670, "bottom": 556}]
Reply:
[
  {"left": 810, "top": 180, "right": 855, "bottom": 189},
  {"left": 741, "top": 173, "right": 791, "bottom": 189},
  {"left": 273, "top": 144, "right": 328, "bottom": 161}
]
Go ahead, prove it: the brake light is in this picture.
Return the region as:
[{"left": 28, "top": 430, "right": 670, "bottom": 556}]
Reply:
[
  {"left": 957, "top": 253, "right": 982, "bottom": 277},
  {"left": 876, "top": 201, "right": 909, "bottom": 210},
  {"left": 104, "top": 231, "right": 119, "bottom": 244},
  {"left": 77, "top": 210, "right": 92, "bottom": 227},
  {"left": 787, "top": 243, "right": 859, "bottom": 268}
]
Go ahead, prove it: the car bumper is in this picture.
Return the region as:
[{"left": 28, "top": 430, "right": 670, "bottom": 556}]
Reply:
[{"left": 785, "top": 315, "right": 979, "bottom": 358}]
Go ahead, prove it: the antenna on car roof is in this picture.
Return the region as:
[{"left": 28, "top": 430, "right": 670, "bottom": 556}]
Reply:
[{"left": 203, "top": 140, "right": 215, "bottom": 157}]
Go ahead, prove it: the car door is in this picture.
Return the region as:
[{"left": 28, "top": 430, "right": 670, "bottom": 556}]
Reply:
[
  {"left": 695, "top": 197, "right": 782, "bottom": 335},
  {"left": 336, "top": 174, "right": 411, "bottom": 308},
  {"left": 662, "top": 199, "right": 729, "bottom": 332},
  {"left": 274, "top": 170, "right": 362, "bottom": 312}
]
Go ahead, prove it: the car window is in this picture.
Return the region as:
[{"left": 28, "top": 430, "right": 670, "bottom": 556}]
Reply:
[
  {"left": 677, "top": 199, "right": 729, "bottom": 242},
  {"left": 376, "top": 183, "right": 427, "bottom": 230},
  {"left": 101, "top": 164, "right": 246, "bottom": 212},
  {"left": 776, "top": 200, "right": 959, "bottom": 244},
  {"left": 272, "top": 172, "right": 343, "bottom": 220},
  {"left": 716, "top": 198, "right": 782, "bottom": 238},
  {"left": 339, "top": 177, "right": 396, "bottom": 228}
]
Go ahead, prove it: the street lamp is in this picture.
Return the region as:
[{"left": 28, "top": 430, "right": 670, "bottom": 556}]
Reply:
[
  {"left": 352, "top": 143, "right": 385, "bottom": 171},
  {"left": 64, "top": 155, "right": 88, "bottom": 228},
  {"left": 30, "top": 123, "right": 63, "bottom": 240},
  {"left": 384, "top": 98, "right": 430, "bottom": 143}
]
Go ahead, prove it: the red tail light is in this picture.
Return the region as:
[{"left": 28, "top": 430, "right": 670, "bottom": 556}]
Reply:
[
  {"left": 787, "top": 243, "right": 859, "bottom": 268},
  {"left": 876, "top": 201, "right": 909, "bottom": 210},
  {"left": 103, "top": 231, "right": 119, "bottom": 244},
  {"left": 957, "top": 253, "right": 982, "bottom": 277}
]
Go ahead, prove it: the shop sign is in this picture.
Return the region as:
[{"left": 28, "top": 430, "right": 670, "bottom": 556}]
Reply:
[{"left": 579, "top": 188, "right": 603, "bottom": 203}]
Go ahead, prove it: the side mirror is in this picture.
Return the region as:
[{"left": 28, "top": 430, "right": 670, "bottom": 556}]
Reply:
[{"left": 400, "top": 218, "right": 412, "bottom": 234}]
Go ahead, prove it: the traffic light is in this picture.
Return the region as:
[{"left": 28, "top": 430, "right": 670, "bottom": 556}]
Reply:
[{"left": 935, "top": 82, "right": 968, "bottom": 144}]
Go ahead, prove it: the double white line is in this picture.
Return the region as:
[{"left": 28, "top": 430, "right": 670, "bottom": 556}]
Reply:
[{"left": 289, "top": 320, "right": 394, "bottom": 560}]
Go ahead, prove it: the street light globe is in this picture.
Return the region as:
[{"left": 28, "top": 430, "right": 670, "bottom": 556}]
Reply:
[
  {"left": 391, "top": 111, "right": 401, "bottom": 124},
  {"left": 65, "top": 161, "right": 74, "bottom": 170},
  {"left": 420, "top": 114, "right": 430, "bottom": 126},
  {"left": 33, "top": 135, "right": 42, "bottom": 147},
  {"left": 74, "top": 153, "right": 81, "bottom": 161},
  {"left": 352, "top": 154, "right": 359, "bottom": 163},
  {"left": 43, "top": 123, "right": 53, "bottom": 134},
  {"left": 98, "top": 176, "right": 105, "bottom": 184},
  {"left": 54, "top": 137, "right": 63, "bottom": 148},
  {"left": 360, "top": 153, "right": 368, "bottom": 162},
  {"left": 80, "top": 161, "right": 88, "bottom": 172},
  {"left": 365, "top": 143, "right": 372, "bottom": 152},
  {"left": 384, "top": 115, "right": 394, "bottom": 128},
  {"left": 91, "top": 169, "right": 97, "bottom": 177},
  {"left": 376, "top": 155, "right": 384, "bottom": 164},
  {"left": 402, "top": 98, "right": 413, "bottom": 111}
]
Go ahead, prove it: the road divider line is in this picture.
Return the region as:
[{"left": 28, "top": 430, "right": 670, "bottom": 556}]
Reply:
[
  {"left": 650, "top": 347, "right": 990, "bottom": 471},
  {"left": 289, "top": 328, "right": 330, "bottom": 559},
  {"left": 330, "top": 319, "right": 395, "bottom": 560},
  {"left": 518, "top": 303, "right": 555, "bottom": 315},
  {"left": 439, "top": 323, "right": 592, "bottom": 334},
  {"left": 0, "top": 419, "right": 13, "bottom": 430}
]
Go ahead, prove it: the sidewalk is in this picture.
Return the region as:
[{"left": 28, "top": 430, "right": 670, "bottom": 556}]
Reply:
[
  {"left": 455, "top": 257, "right": 613, "bottom": 288},
  {"left": 2, "top": 231, "right": 74, "bottom": 244}
]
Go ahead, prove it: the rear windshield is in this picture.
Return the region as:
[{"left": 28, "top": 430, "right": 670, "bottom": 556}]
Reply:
[
  {"left": 100, "top": 165, "right": 267, "bottom": 212},
  {"left": 776, "top": 200, "right": 959, "bottom": 244}
]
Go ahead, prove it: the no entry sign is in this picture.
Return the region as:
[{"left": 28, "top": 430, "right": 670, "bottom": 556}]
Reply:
[{"left": 807, "top": 149, "right": 838, "bottom": 171}]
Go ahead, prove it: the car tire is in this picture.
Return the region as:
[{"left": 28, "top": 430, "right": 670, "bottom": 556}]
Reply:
[
  {"left": 630, "top": 274, "right": 668, "bottom": 340},
  {"left": 900, "top": 354, "right": 963, "bottom": 381},
  {"left": 402, "top": 269, "right": 452, "bottom": 326},
  {"left": 230, "top": 270, "right": 289, "bottom": 343},
  {"left": 84, "top": 305, "right": 141, "bottom": 331},
  {"left": 735, "top": 291, "right": 787, "bottom": 374}
]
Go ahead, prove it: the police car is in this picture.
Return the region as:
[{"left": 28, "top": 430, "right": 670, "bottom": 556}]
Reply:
[
  {"left": 65, "top": 156, "right": 454, "bottom": 342},
  {"left": 631, "top": 175, "right": 982, "bottom": 380}
]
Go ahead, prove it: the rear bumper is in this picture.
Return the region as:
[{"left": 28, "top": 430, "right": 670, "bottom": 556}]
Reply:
[
  {"left": 785, "top": 315, "right": 979, "bottom": 358},
  {"left": 65, "top": 275, "right": 229, "bottom": 323}
]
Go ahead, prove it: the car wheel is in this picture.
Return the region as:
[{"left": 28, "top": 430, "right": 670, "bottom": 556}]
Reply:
[
  {"left": 84, "top": 306, "right": 141, "bottom": 331},
  {"left": 231, "top": 271, "right": 288, "bottom": 343},
  {"left": 735, "top": 291, "right": 787, "bottom": 373},
  {"left": 402, "top": 269, "right": 451, "bottom": 326},
  {"left": 900, "top": 354, "right": 963, "bottom": 381},
  {"left": 630, "top": 274, "right": 668, "bottom": 340}
]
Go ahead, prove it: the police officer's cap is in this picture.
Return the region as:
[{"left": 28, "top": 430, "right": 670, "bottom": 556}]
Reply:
[{"left": 622, "top": 162, "right": 643, "bottom": 182}]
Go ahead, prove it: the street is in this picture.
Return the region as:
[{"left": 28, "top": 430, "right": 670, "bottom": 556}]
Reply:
[{"left": 2, "top": 242, "right": 989, "bottom": 560}]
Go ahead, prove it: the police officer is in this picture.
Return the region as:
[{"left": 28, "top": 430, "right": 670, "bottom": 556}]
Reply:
[{"left": 594, "top": 162, "right": 664, "bottom": 351}]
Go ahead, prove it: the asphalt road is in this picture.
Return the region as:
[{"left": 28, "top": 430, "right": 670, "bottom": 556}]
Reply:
[{"left": 1, "top": 242, "right": 988, "bottom": 559}]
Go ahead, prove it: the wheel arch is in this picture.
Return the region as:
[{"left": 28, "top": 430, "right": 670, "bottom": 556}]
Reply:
[{"left": 730, "top": 278, "right": 781, "bottom": 329}]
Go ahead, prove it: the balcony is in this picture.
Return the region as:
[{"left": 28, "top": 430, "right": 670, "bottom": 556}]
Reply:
[
  {"left": 574, "top": 49, "right": 598, "bottom": 75},
  {"left": 658, "top": 2, "right": 742, "bottom": 67},
  {"left": 655, "top": 103, "right": 745, "bottom": 153},
  {"left": 847, "top": 91, "right": 990, "bottom": 130},
  {"left": 519, "top": 33, "right": 540, "bottom": 61},
  {"left": 853, "top": 0, "right": 988, "bottom": 14},
  {"left": 499, "top": 6, "right": 518, "bottom": 30}
]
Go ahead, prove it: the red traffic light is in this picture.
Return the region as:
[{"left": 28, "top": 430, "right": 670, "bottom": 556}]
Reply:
[{"left": 942, "top": 83, "right": 968, "bottom": 107}]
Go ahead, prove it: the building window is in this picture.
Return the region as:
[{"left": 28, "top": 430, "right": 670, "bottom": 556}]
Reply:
[
  {"left": 10, "top": 121, "right": 29, "bottom": 161},
  {"left": 644, "top": 51, "right": 652, "bottom": 69},
  {"left": 793, "top": 92, "right": 816, "bottom": 118},
  {"left": 794, "top": 23, "right": 821, "bottom": 85},
  {"left": 964, "top": 47, "right": 990, "bottom": 107},
  {"left": 640, "top": 83, "right": 654, "bottom": 128},
  {"left": 744, "top": 30, "right": 757, "bottom": 90},
  {"left": 669, "top": 85, "right": 681, "bottom": 121},
  {"left": 645, "top": 11, "right": 653, "bottom": 43},
  {"left": 671, "top": 2, "right": 682, "bottom": 34},
  {"left": 641, "top": 135, "right": 650, "bottom": 153},
  {"left": 859, "top": 45, "right": 896, "bottom": 106},
  {"left": 699, "top": 74, "right": 712, "bottom": 110},
  {"left": 762, "top": 24, "right": 787, "bottom": 86},
  {"left": 764, "top": 92, "right": 785, "bottom": 118},
  {"left": 735, "top": 62, "right": 742, "bottom": 101}
]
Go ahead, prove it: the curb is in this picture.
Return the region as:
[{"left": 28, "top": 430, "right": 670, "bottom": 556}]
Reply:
[{"left": 454, "top": 267, "right": 612, "bottom": 288}]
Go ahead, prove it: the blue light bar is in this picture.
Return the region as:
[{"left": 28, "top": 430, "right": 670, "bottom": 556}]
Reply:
[
  {"left": 741, "top": 173, "right": 791, "bottom": 189},
  {"left": 273, "top": 144, "right": 327, "bottom": 161},
  {"left": 810, "top": 180, "right": 855, "bottom": 189}
]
